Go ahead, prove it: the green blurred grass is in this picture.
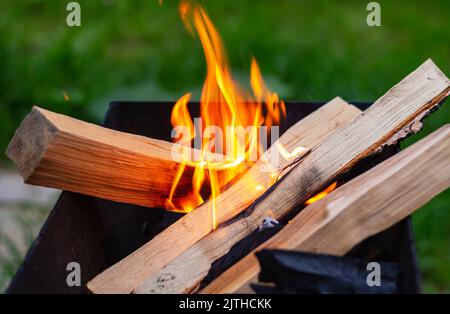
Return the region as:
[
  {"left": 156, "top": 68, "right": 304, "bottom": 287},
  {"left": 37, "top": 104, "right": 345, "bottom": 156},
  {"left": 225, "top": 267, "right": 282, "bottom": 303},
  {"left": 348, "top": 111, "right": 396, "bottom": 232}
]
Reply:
[{"left": 0, "top": 0, "right": 449, "bottom": 292}]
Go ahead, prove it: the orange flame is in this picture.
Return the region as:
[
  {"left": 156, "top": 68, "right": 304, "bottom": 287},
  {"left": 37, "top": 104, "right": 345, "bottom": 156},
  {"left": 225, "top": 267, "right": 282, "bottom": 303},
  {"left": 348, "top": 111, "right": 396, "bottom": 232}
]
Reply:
[
  {"left": 305, "top": 182, "right": 338, "bottom": 205},
  {"left": 167, "top": 1, "right": 285, "bottom": 229}
]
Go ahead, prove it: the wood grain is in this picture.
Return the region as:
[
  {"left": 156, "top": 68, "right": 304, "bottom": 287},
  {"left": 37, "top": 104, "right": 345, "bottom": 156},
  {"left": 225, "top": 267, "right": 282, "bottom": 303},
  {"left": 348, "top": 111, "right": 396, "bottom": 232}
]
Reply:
[
  {"left": 202, "top": 124, "right": 450, "bottom": 293},
  {"left": 6, "top": 106, "right": 203, "bottom": 208},
  {"left": 134, "top": 59, "right": 450, "bottom": 294},
  {"left": 87, "top": 97, "right": 362, "bottom": 294}
]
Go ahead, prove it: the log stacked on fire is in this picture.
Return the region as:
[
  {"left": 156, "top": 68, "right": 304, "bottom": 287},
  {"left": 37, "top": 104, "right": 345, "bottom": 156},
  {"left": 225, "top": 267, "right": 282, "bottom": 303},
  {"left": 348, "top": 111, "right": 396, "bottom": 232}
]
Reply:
[
  {"left": 6, "top": 106, "right": 203, "bottom": 208},
  {"left": 6, "top": 59, "right": 450, "bottom": 294},
  {"left": 202, "top": 123, "right": 450, "bottom": 293}
]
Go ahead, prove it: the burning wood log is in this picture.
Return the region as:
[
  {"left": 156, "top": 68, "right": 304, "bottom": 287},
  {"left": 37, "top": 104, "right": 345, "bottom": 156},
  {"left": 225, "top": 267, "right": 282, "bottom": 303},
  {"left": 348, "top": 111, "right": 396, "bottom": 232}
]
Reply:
[
  {"left": 132, "top": 59, "right": 449, "bottom": 294},
  {"left": 6, "top": 106, "right": 208, "bottom": 208},
  {"left": 202, "top": 124, "right": 450, "bottom": 293},
  {"left": 87, "top": 97, "right": 362, "bottom": 294}
]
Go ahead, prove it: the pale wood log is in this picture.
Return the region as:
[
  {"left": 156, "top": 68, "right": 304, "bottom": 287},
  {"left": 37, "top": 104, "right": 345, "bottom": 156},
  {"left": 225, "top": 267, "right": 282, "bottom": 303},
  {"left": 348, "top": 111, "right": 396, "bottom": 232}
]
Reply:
[
  {"left": 88, "top": 97, "right": 362, "bottom": 294},
  {"left": 134, "top": 59, "right": 450, "bottom": 294},
  {"left": 203, "top": 124, "right": 450, "bottom": 293},
  {"left": 6, "top": 106, "right": 205, "bottom": 208}
]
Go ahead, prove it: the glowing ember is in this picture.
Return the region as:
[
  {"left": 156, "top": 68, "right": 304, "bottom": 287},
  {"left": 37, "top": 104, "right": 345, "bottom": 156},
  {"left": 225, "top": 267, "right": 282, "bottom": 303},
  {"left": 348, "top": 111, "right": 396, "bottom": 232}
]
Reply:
[
  {"left": 166, "top": 1, "right": 286, "bottom": 229},
  {"left": 305, "top": 182, "right": 338, "bottom": 205},
  {"left": 63, "top": 91, "right": 70, "bottom": 102}
]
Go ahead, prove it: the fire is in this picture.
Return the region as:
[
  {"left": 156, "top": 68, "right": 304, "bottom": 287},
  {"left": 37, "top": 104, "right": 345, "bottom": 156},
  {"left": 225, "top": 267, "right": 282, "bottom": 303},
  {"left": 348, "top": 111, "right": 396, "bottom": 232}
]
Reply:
[
  {"left": 276, "top": 142, "right": 309, "bottom": 160},
  {"left": 166, "top": 1, "right": 286, "bottom": 228},
  {"left": 305, "top": 182, "right": 338, "bottom": 205}
]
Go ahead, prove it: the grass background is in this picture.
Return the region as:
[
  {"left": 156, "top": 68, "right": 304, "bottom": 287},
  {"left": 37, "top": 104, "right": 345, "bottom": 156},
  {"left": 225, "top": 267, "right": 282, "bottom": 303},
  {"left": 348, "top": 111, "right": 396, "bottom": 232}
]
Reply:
[{"left": 0, "top": 0, "right": 449, "bottom": 292}]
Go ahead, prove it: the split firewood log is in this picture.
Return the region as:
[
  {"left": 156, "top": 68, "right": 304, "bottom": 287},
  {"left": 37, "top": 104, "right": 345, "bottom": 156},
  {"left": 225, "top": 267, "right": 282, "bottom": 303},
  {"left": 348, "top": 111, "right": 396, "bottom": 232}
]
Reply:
[
  {"left": 133, "top": 59, "right": 449, "bottom": 294},
  {"left": 203, "top": 124, "right": 450, "bottom": 293}
]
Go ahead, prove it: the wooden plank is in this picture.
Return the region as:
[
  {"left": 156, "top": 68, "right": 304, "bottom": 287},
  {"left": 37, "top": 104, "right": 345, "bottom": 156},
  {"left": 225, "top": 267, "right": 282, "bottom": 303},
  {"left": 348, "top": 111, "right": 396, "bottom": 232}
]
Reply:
[
  {"left": 6, "top": 106, "right": 205, "bottom": 208},
  {"left": 202, "top": 124, "right": 450, "bottom": 293},
  {"left": 87, "top": 97, "right": 362, "bottom": 294},
  {"left": 133, "top": 59, "right": 450, "bottom": 294}
]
